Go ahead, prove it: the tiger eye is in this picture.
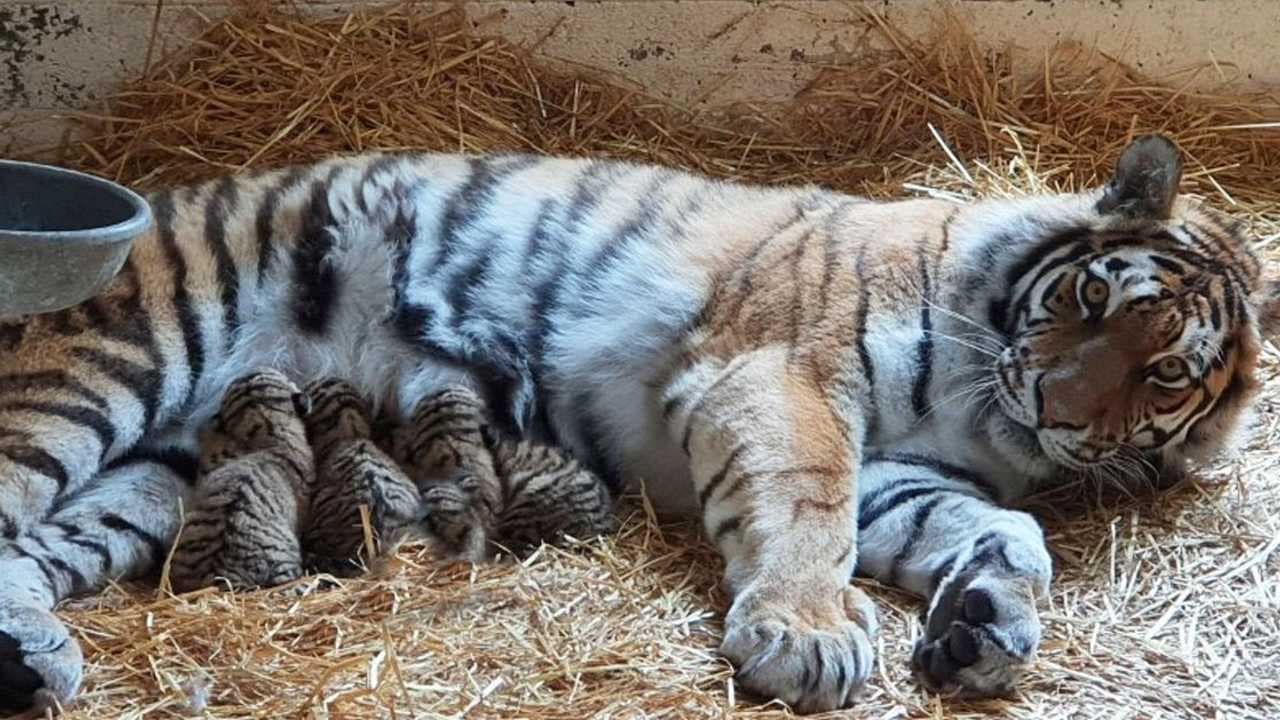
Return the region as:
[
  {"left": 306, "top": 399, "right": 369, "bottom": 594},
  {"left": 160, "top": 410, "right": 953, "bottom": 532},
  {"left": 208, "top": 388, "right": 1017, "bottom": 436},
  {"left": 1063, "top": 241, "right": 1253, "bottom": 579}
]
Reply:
[
  {"left": 1154, "top": 356, "right": 1188, "bottom": 383},
  {"left": 1082, "top": 278, "right": 1110, "bottom": 306}
]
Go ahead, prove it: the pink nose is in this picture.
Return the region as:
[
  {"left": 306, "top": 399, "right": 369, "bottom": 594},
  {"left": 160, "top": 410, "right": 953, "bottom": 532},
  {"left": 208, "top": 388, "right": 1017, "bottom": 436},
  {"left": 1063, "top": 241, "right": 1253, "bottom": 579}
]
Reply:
[{"left": 1037, "top": 340, "right": 1129, "bottom": 429}]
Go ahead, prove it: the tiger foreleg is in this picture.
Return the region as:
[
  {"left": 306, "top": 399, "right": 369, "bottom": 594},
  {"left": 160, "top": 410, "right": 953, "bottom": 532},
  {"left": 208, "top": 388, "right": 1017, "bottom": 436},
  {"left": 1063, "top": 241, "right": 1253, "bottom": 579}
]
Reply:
[
  {"left": 855, "top": 454, "right": 1052, "bottom": 696},
  {"left": 664, "top": 348, "right": 877, "bottom": 713},
  {"left": 0, "top": 452, "right": 191, "bottom": 714}
]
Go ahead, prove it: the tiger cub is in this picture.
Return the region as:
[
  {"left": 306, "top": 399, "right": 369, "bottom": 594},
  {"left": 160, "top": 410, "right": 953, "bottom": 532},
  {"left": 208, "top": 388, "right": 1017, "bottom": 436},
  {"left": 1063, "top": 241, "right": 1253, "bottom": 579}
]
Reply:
[
  {"left": 300, "top": 377, "right": 424, "bottom": 576},
  {"left": 391, "top": 386, "right": 616, "bottom": 558},
  {"left": 485, "top": 426, "right": 617, "bottom": 555},
  {"left": 169, "top": 369, "right": 314, "bottom": 592}
]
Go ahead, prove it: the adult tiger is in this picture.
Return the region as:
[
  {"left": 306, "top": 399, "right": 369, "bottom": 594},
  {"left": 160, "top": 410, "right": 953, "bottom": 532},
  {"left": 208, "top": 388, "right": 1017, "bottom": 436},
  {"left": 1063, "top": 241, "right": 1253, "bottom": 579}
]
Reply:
[{"left": 0, "top": 136, "right": 1273, "bottom": 714}]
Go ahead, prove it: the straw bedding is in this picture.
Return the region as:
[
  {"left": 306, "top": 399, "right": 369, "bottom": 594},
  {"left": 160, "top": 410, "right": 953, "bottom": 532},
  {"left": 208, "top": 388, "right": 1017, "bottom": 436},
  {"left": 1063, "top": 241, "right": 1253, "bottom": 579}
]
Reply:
[{"left": 19, "top": 2, "right": 1280, "bottom": 717}]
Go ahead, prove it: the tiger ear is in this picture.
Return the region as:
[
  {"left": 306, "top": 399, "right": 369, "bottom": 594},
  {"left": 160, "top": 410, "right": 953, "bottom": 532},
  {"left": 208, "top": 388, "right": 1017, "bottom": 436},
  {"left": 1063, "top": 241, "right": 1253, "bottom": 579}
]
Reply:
[
  {"left": 1096, "top": 134, "right": 1183, "bottom": 220},
  {"left": 291, "top": 391, "right": 312, "bottom": 417}
]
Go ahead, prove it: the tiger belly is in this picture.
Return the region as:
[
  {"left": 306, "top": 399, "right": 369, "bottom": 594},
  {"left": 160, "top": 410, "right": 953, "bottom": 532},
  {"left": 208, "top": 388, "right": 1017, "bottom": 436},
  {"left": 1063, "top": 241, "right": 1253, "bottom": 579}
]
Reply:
[
  {"left": 180, "top": 224, "right": 430, "bottom": 435},
  {"left": 194, "top": 159, "right": 704, "bottom": 510}
]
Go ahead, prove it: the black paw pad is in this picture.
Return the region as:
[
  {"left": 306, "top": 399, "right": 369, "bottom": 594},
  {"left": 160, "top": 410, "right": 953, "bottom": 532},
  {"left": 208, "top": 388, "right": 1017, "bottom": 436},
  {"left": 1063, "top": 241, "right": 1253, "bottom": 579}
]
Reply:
[
  {"left": 0, "top": 631, "right": 43, "bottom": 714},
  {"left": 914, "top": 642, "right": 955, "bottom": 686},
  {"left": 963, "top": 588, "right": 997, "bottom": 625},
  {"left": 947, "top": 623, "right": 981, "bottom": 666}
]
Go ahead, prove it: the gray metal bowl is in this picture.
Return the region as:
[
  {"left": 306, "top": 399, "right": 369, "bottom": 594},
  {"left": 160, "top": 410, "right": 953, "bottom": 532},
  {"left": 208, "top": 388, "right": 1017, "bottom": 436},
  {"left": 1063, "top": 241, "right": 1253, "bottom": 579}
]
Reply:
[{"left": 0, "top": 160, "right": 151, "bottom": 315}]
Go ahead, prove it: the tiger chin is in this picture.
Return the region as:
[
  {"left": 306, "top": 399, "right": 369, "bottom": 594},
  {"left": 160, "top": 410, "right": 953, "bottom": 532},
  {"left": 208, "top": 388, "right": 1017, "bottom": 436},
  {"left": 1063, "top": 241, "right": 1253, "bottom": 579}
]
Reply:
[{"left": 0, "top": 135, "right": 1275, "bottom": 715}]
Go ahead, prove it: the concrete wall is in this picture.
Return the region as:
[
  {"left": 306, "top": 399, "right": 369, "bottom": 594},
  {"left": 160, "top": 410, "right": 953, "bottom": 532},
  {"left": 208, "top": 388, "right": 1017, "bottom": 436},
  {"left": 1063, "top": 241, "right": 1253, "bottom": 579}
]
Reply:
[{"left": 3, "top": 0, "right": 1278, "bottom": 150}]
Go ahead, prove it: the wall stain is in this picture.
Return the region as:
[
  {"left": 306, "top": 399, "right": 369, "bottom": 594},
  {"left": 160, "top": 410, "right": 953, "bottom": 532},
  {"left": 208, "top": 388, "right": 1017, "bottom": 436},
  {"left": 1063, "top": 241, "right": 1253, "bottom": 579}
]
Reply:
[
  {"left": 619, "top": 39, "right": 673, "bottom": 68},
  {"left": 0, "top": 5, "right": 86, "bottom": 105}
]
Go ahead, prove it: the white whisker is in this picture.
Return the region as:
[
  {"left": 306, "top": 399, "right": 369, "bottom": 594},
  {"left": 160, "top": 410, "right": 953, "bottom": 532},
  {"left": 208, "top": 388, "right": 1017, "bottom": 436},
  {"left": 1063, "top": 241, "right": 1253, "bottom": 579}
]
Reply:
[
  {"left": 923, "top": 300, "right": 1007, "bottom": 345},
  {"left": 920, "top": 378, "right": 999, "bottom": 421},
  {"left": 922, "top": 330, "right": 1002, "bottom": 358}
]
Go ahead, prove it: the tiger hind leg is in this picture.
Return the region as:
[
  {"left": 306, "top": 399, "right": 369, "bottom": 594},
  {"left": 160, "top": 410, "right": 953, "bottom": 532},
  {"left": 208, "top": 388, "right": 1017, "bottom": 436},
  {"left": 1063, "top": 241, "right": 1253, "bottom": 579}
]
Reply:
[
  {"left": 0, "top": 451, "right": 192, "bottom": 714},
  {"left": 855, "top": 454, "right": 1052, "bottom": 695}
]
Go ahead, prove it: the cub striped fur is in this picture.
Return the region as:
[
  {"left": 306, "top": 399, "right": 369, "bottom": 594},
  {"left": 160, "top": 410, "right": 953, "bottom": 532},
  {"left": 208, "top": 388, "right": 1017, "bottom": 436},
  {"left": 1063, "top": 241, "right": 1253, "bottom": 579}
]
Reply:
[
  {"left": 0, "top": 136, "right": 1274, "bottom": 713},
  {"left": 392, "top": 386, "right": 615, "bottom": 559},
  {"left": 391, "top": 386, "right": 500, "bottom": 560},
  {"left": 484, "top": 424, "right": 617, "bottom": 555},
  {"left": 169, "top": 369, "right": 313, "bottom": 592},
  {"left": 301, "top": 377, "right": 424, "bottom": 576}
]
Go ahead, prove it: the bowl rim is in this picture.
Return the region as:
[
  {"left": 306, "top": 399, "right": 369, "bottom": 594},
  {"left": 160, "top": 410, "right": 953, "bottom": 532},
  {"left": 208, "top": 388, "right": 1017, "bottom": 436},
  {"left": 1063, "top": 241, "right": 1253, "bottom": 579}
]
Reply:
[{"left": 0, "top": 159, "right": 152, "bottom": 245}]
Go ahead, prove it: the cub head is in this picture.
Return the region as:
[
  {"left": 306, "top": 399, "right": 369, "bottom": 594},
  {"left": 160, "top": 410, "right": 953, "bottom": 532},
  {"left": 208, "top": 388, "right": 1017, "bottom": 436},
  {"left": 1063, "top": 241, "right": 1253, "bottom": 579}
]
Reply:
[{"left": 990, "top": 135, "right": 1279, "bottom": 477}]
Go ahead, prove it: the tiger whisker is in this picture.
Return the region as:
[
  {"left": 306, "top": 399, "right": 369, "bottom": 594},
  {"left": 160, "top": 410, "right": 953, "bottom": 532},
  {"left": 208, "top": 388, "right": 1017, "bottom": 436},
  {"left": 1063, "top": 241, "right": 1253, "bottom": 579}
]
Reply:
[
  {"left": 920, "top": 378, "right": 1000, "bottom": 420},
  {"left": 922, "top": 330, "right": 1003, "bottom": 359},
  {"left": 922, "top": 300, "right": 1008, "bottom": 345},
  {"left": 1086, "top": 451, "right": 1143, "bottom": 499},
  {"left": 941, "top": 362, "right": 993, "bottom": 380}
]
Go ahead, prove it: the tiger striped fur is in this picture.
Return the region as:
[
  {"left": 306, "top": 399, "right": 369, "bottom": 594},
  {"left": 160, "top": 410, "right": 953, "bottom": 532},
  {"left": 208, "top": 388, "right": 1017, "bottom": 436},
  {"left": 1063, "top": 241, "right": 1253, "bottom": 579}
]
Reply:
[
  {"left": 390, "top": 386, "right": 500, "bottom": 560},
  {"left": 0, "top": 135, "right": 1275, "bottom": 713},
  {"left": 484, "top": 424, "right": 617, "bottom": 555},
  {"left": 169, "top": 369, "right": 314, "bottom": 593},
  {"left": 0, "top": 450, "right": 193, "bottom": 714},
  {"left": 301, "top": 377, "right": 424, "bottom": 576},
  {"left": 391, "top": 385, "right": 615, "bottom": 558}
]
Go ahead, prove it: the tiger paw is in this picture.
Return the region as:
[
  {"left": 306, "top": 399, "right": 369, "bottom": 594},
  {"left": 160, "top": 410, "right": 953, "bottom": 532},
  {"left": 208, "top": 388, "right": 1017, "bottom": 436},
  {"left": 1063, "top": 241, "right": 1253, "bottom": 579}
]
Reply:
[
  {"left": 912, "top": 574, "right": 1042, "bottom": 696},
  {"left": 0, "top": 601, "right": 83, "bottom": 715},
  {"left": 421, "top": 481, "right": 490, "bottom": 561},
  {"left": 721, "top": 583, "right": 878, "bottom": 713}
]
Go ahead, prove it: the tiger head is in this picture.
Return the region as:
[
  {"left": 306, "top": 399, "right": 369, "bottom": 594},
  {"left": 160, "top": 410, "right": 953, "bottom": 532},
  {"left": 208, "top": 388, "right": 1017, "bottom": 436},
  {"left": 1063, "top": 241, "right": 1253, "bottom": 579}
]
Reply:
[{"left": 978, "top": 135, "right": 1279, "bottom": 478}]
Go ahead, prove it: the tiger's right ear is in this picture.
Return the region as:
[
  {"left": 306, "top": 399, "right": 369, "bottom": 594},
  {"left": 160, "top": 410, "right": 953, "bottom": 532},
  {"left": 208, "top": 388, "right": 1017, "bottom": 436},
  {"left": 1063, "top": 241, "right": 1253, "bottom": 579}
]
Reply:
[{"left": 1097, "top": 134, "right": 1183, "bottom": 220}]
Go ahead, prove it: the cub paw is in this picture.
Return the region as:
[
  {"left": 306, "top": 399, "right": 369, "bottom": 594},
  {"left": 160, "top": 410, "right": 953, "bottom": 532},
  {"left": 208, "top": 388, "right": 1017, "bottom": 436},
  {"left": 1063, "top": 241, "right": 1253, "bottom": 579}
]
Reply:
[
  {"left": 421, "top": 481, "right": 489, "bottom": 561},
  {"left": 721, "top": 584, "right": 878, "bottom": 713},
  {"left": 913, "top": 575, "right": 1041, "bottom": 696},
  {"left": 0, "top": 602, "right": 83, "bottom": 714}
]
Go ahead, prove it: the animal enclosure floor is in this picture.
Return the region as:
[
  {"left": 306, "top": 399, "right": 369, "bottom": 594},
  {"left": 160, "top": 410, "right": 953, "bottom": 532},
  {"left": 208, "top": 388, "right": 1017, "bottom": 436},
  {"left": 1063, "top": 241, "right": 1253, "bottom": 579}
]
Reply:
[
  {"left": 22, "top": 3, "right": 1280, "bottom": 718},
  {"left": 54, "top": 432, "right": 1280, "bottom": 719}
]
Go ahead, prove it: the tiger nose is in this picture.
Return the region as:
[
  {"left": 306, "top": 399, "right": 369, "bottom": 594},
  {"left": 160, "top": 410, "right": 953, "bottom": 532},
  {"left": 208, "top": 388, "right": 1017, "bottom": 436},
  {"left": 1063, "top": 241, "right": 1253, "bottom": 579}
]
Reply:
[
  {"left": 1037, "top": 377, "right": 1097, "bottom": 428},
  {"left": 1038, "top": 364, "right": 1125, "bottom": 428}
]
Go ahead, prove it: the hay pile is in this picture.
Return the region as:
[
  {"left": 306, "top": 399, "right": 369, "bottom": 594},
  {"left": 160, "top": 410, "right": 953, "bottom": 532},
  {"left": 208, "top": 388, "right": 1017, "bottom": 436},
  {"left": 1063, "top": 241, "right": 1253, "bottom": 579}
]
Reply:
[{"left": 34, "top": 2, "right": 1280, "bottom": 718}]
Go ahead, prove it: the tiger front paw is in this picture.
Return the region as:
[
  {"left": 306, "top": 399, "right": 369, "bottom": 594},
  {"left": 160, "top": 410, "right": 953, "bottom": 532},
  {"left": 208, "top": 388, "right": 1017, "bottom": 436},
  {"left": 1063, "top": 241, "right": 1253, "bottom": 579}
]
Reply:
[
  {"left": 721, "top": 583, "right": 878, "bottom": 713},
  {"left": 0, "top": 601, "right": 82, "bottom": 715},
  {"left": 912, "top": 573, "right": 1042, "bottom": 696}
]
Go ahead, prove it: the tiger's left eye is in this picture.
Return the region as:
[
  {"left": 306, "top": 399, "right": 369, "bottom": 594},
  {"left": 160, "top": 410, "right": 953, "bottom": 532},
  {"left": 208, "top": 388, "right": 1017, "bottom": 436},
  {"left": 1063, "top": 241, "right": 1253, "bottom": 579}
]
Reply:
[
  {"left": 1082, "top": 278, "right": 1110, "bottom": 308},
  {"left": 1151, "top": 356, "right": 1189, "bottom": 384}
]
